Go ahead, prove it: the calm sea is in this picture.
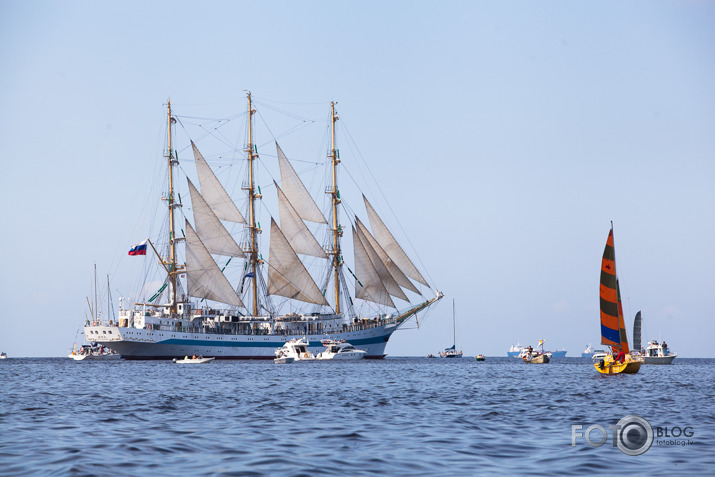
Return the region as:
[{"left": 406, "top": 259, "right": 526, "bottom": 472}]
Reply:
[{"left": 0, "top": 357, "right": 713, "bottom": 475}]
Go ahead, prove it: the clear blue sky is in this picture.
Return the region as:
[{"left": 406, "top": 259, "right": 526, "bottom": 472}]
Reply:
[{"left": 1, "top": 1, "right": 713, "bottom": 357}]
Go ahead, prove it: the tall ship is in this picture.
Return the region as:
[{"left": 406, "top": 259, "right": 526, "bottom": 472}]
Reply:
[{"left": 85, "top": 95, "right": 443, "bottom": 359}]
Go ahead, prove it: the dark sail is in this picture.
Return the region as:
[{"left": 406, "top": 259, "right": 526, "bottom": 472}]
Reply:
[{"left": 633, "top": 311, "right": 642, "bottom": 351}]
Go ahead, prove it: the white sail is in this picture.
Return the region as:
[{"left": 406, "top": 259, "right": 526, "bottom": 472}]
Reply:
[
  {"left": 276, "top": 142, "right": 327, "bottom": 224},
  {"left": 187, "top": 179, "right": 245, "bottom": 258},
  {"left": 363, "top": 195, "right": 429, "bottom": 287},
  {"left": 192, "top": 141, "right": 246, "bottom": 224},
  {"left": 352, "top": 226, "right": 395, "bottom": 308},
  {"left": 267, "top": 218, "right": 329, "bottom": 306},
  {"left": 275, "top": 181, "right": 327, "bottom": 259},
  {"left": 356, "top": 217, "right": 420, "bottom": 296},
  {"left": 355, "top": 220, "right": 409, "bottom": 302},
  {"left": 185, "top": 221, "right": 244, "bottom": 307}
]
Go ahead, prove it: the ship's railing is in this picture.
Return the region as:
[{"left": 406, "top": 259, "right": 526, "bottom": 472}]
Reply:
[
  {"left": 85, "top": 319, "right": 117, "bottom": 327},
  {"left": 137, "top": 315, "right": 394, "bottom": 335}
]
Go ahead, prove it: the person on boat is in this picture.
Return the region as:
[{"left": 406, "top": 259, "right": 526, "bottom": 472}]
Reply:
[
  {"left": 192, "top": 354, "right": 197, "bottom": 359},
  {"left": 615, "top": 350, "right": 626, "bottom": 363},
  {"left": 662, "top": 341, "right": 667, "bottom": 352},
  {"left": 185, "top": 355, "right": 189, "bottom": 360}
]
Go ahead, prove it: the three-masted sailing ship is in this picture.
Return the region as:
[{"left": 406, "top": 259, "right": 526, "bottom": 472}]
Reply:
[{"left": 85, "top": 94, "right": 443, "bottom": 359}]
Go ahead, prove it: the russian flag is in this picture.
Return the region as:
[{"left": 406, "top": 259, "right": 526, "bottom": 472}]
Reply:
[{"left": 128, "top": 240, "right": 148, "bottom": 256}]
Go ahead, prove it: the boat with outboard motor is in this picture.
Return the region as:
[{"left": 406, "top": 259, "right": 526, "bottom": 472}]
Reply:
[
  {"left": 83, "top": 95, "right": 443, "bottom": 360},
  {"left": 522, "top": 340, "right": 550, "bottom": 364}
]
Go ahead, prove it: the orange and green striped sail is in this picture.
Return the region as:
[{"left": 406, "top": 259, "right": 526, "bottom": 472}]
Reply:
[{"left": 599, "top": 226, "right": 630, "bottom": 353}]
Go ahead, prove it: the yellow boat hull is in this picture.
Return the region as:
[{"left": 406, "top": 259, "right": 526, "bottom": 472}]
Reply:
[{"left": 594, "top": 355, "right": 641, "bottom": 375}]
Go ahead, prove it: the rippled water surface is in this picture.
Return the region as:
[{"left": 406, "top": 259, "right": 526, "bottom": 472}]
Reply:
[{"left": 1, "top": 357, "right": 713, "bottom": 475}]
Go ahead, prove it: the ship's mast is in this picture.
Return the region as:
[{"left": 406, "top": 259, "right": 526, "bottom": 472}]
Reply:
[
  {"left": 164, "top": 99, "right": 182, "bottom": 314},
  {"left": 246, "top": 92, "right": 259, "bottom": 316},
  {"left": 329, "top": 102, "right": 341, "bottom": 314}
]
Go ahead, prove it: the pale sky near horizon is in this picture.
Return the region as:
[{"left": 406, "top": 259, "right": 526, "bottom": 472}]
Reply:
[{"left": 1, "top": 1, "right": 713, "bottom": 358}]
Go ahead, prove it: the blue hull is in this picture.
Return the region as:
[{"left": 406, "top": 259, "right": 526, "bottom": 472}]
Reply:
[{"left": 87, "top": 323, "right": 397, "bottom": 360}]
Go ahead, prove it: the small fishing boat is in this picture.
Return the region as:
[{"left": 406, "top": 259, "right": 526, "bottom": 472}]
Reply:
[
  {"left": 643, "top": 340, "right": 677, "bottom": 364},
  {"left": 316, "top": 340, "right": 366, "bottom": 360},
  {"left": 522, "top": 340, "right": 550, "bottom": 364},
  {"left": 632, "top": 311, "right": 676, "bottom": 364},
  {"left": 439, "top": 300, "right": 463, "bottom": 358},
  {"left": 475, "top": 354, "right": 485, "bottom": 361},
  {"left": 426, "top": 354, "right": 437, "bottom": 358},
  {"left": 0, "top": 352, "right": 7, "bottom": 359},
  {"left": 173, "top": 356, "right": 215, "bottom": 364},
  {"left": 274, "top": 338, "right": 316, "bottom": 362},
  {"left": 594, "top": 224, "right": 640, "bottom": 375}
]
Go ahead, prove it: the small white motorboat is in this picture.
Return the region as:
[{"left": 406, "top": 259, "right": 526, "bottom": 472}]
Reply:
[
  {"left": 0, "top": 352, "right": 7, "bottom": 359},
  {"left": 68, "top": 343, "right": 120, "bottom": 361},
  {"left": 316, "top": 340, "right": 366, "bottom": 360},
  {"left": 642, "top": 340, "right": 677, "bottom": 364},
  {"left": 274, "top": 338, "right": 315, "bottom": 362},
  {"left": 273, "top": 356, "right": 295, "bottom": 364},
  {"left": 173, "top": 356, "right": 215, "bottom": 364}
]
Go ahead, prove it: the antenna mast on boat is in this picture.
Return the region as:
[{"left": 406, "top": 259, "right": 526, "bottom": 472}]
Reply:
[
  {"left": 452, "top": 299, "right": 456, "bottom": 349},
  {"left": 94, "top": 263, "right": 98, "bottom": 321},
  {"left": 329, "top": 101, "right": 341, "bottom": 313},
  {"left": 164, "top": 99, "right": 182, "bottom": 315},
  {"left": 107, "top": 274, "right": 110, "bottom": 323},
  {"left": 246, "top": 92, "right": 260, "bottom": 316}
]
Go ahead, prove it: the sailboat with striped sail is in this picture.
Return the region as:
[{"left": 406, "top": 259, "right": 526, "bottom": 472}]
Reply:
[
  {"left": 594, "top": 223, "right": 641, "bottom": 375},
  {"left": 84, "top": 94, "right": 443, "bottom": 359}
]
